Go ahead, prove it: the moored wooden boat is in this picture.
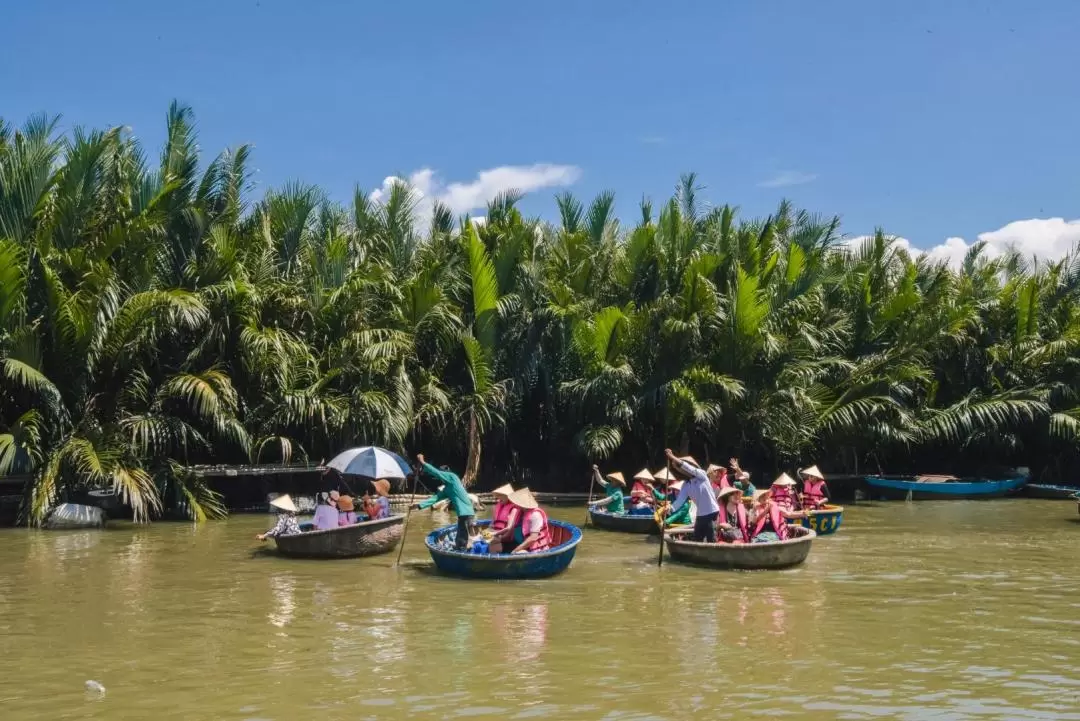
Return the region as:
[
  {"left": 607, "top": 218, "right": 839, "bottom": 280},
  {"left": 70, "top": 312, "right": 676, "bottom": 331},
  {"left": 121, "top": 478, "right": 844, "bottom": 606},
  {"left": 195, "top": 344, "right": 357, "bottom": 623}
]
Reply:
[
  {"left": 864, "top": 475, "right": 1027, "bottom": 500},
  {"left": 664, "top": 525, "right": 815, "bottom": 570},
  {"left": 1024, "top": 484, "right": 1080, "bottom": 500},
  {"left": 424, "top": 520, "right": 582, "bottom": 579},
  {"left": 272, "top": 515, "right": 404, "bottom": 558},
  {"left": 790, "top": 504, "right": 844, "bottom": 535},
  {"left": 587, "top": 506, "right": 659, "bottom": 534}
]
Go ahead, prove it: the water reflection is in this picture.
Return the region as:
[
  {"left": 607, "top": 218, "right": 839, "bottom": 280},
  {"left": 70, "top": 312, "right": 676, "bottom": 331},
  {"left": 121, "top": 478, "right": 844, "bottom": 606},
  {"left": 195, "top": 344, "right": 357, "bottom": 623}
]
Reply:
[{"left": 267, "top": 573, "right": 296, "bottom": 629}]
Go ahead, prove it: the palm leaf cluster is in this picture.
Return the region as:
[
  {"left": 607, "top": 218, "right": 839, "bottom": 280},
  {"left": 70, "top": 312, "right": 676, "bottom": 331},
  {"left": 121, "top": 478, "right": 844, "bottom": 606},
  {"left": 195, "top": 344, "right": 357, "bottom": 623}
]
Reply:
[{"left": 3, "top": 106, "right": 1079, "bottom": 523}]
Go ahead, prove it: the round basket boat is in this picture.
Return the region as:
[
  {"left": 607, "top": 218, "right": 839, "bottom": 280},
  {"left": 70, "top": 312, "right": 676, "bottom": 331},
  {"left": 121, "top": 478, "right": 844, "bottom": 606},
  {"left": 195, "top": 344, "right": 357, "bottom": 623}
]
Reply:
[
  {"left": 587, "top": 506, "right": 659, "bottom": 534},
  {"left": 663, "top": 525, "right": 816, "bottom": 570},
  {"left": 273, "top": 515, "right": 405, "bottom": 559},
  {"left": 790, "top": 504, "right": 844, "bottom": 536},
  {"left": 424, "top": 520, "right": 582, "bottom": 579}
]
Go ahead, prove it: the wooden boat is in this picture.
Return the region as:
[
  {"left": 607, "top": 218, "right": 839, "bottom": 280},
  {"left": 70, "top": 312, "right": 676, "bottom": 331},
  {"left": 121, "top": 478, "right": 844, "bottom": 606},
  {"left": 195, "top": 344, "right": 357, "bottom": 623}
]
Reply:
[
  {"left": 272, "top": 514, "right": 404, "bottom": 558},
  {"left": 1024, "top": 484, "right": 1080, "bottom": 500},
  {"left": 424, "top": 520, "right": 582, "bottom": 579},
  {"left": 664, "top": 525, "right": 815, "bottom": 570},
  {"left": 587, "top": 506, "right": 659, "bottom": 534},
  {"left": 863, "top": 475, "right": 1027, "bottom": 500},
  {"left": 790, "top": 504, "right": 844, "bottom": 535}
]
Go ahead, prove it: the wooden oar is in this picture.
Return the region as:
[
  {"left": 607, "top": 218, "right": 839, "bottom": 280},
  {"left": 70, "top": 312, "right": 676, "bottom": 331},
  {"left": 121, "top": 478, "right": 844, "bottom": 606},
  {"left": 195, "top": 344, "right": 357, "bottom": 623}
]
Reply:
[
  {"left": 584, "top": 467, "right": 598, "bottom": 526},
  {"left": 656, "top": 508, "right": 667, "bottom": 567},
  {"left": 394, "top": 467, "right": 422, "bottom": 566}
]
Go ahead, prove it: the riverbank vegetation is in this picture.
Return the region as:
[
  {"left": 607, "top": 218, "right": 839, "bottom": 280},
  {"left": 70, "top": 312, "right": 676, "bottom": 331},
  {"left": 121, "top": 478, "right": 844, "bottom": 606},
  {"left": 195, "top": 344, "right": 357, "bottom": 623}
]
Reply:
[{"left": 2, "top": 105, "right": 1079, "bottom": 522}]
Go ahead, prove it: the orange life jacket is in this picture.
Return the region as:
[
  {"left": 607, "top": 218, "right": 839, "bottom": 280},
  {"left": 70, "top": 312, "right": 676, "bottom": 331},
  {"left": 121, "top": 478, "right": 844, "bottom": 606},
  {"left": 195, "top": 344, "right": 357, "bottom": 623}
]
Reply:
[
  {"left": 515, "top": 508, "right": 553, "bottom": 552},
  {"left": 718, "top": 501, "right": 749, "bottom": 542}
]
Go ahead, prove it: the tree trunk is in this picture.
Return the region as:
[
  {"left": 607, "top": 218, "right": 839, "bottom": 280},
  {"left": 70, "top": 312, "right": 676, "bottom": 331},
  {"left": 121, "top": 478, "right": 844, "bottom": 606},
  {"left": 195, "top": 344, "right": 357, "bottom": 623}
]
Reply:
[{"left": 463, "top": 411, "right": 481, "bottom": 487}]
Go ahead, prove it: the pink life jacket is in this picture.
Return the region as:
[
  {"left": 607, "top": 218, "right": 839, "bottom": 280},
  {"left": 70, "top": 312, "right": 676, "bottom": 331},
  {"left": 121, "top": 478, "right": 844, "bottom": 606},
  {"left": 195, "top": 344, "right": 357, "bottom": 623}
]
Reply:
[
  {"left": 718, "top": 501, "right": 750, "bottom": 542},
  {"left": 492, "top": 500, "right": 516, "bottom": 532},
  {"left": 770, "top": 485, "right": 795, "bottom": 511},
  {"left": 802, "top": 479, "right": 827, "bottom": 508},
  {"left": 515, "top": 508, "right": 553, "bottom": 552},
  {"left": 710, "top": 468, "right": 731, "bottom": 495},
  {"left": 752, "top": 502, "right": 789, "bottom": 541}
]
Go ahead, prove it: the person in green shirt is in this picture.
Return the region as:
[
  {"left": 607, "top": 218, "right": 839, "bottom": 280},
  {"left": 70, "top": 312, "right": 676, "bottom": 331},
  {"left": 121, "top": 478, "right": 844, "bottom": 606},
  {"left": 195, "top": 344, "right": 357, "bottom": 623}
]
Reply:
[
  {"left": 411, "top": 454, "right": 476, "bottom": 550},
  {"left": 662, "top": 481, "right": 694, "bottom": 527},
  {"left": 729, "top": 457, "right": 757, "bottom": 496},
  {"left": 589, "top": 465, "right": 626, "bottom": 514}
]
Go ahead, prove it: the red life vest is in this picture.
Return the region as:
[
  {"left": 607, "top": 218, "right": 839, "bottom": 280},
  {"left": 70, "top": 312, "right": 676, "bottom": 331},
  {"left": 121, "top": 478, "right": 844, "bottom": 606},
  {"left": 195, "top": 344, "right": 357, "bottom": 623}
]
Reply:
[
  {"left": 718, "top": 501, "right": 750, "bottom": 542},
  {"left": 770, "top": 486, "right": 795, "bottom": 511},
  {"left": 515, "top": 508, "right": 553, "bottom": 552},
  {"left": 801, "top": 479, "right": 827, "bottom": 508},
  {"left": 752, "top": 502, "right": 788, "bottom": 541},
  {"left": 492, "top": 500, "right": 516, "bottom": 531}
]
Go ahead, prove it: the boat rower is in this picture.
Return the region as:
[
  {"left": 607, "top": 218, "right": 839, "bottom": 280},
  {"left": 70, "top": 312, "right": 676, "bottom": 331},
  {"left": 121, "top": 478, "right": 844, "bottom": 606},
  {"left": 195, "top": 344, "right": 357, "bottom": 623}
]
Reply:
[
  {"left": 664, "top": 449, "right": 721, "bottom": 543},
  {"left": 590, "top": 466, "right": 627, "bottom": 514},
  {"left": 412, "top": 454, "right": 476, "bottom": 551},
  {"left": 257, "top": 495, "right": 301, "bottom": 541}
]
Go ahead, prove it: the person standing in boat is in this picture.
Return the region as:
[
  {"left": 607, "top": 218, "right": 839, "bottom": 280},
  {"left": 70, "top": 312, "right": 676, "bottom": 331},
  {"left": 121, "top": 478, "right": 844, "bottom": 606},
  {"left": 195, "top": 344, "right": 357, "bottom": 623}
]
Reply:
[
  {"left": 507, "top": 488, "right": 553, "bottom": 554},
  {"left": 590, "top": 466, "right": 627, "bottom": 514},
  {"left": 797, "top": 465, "right": 829, "bottom": 510},
  {"left": 361, "top": 479, "right": 392, "bottom": 520},
  {"left": 257, "top": 495, "right": 301, "bottom": 540},
  {"left": 412, "top": 454, "right": 476, "bottom": 550},
  {"left": 663, "top": 449, "right": 721, "bottom": 543}
]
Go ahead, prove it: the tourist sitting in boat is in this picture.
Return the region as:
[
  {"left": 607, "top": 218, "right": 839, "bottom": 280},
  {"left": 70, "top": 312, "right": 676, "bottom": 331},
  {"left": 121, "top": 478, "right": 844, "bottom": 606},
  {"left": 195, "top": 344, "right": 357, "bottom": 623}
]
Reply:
[
  {"left": 708, "top": 464, "right": 730, "bottom": 496},
  {"left": 729, "top": 457, "right": 756, "bottom": 495},
  {"left": 336, "top": 494, "right": 357, "bottom": 525},
  {"left": 797, "top": 465, "right": 829, "bottom": 510},
  {"left": 769, "top": 473, "right": 799, "bottom": 513},
  {"left": 362, "top": 479, "right": 392, "bottom": 520},
  {"left": 662, "top": 481, "right": 694, "bottom": 527},
  {"left": 486, "top": 484, "right": 520, "bottom": 553},
  {"left": 664, "top": 449, "right": 721, "bottom": 543},
  {"left": 628, "top": 488, "right": 654, "bottom": 515},
  {"left": 412, "top": 454, "right": 476, "bottom": 551},
  {"left": 748, "top": 489, "right": 789, "bottom": 543},
  {"left": 311, "top": 492, "right": 339, "bottom": 531},
  {"left": 507, "top": 488, "right": 553, "bottom": 554},
  {"left": 591, "top": 466, "right": 626, "bottom": 514},
  {"left": 257, "top": 495, "right": 301, "bottom": 540},
  {"left": 630, "top": 469, "right": 664, "bottom": 504},
  {"left": 717, "top": 486, "right": 750, "bottom": 543}
]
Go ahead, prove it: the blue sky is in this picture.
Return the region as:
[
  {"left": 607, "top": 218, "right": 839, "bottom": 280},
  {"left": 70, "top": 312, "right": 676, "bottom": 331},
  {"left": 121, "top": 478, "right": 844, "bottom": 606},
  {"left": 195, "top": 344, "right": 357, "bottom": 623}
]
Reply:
[{"left": 4, "top": 1, "right": 1080, "bottom": 262}]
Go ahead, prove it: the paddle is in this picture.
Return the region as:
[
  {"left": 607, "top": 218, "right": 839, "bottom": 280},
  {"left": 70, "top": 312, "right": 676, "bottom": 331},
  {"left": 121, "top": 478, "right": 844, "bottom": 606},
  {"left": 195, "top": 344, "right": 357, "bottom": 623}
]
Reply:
[
  {"left": 584, "top": 465, "right": 598, "bottom": 526},
  {"left": 395, "top": 464, "right": 422, "bottom": 566},
  {"left": 657, "top": 513, "right": 666, "bottom": 567}
]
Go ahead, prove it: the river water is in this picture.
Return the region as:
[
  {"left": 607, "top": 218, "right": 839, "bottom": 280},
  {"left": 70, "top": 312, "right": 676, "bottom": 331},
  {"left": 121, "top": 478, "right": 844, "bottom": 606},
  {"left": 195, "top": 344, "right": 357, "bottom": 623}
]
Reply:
[{"left": 1, "top": 500, "right": 1078, "bottom": 720}]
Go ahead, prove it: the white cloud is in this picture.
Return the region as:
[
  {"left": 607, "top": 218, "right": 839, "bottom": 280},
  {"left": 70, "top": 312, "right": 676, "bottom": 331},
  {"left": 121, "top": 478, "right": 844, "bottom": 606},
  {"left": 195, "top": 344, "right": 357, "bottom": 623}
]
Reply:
[
  {"left": 920, "top": 218, "right": 1080, "bottom": 269},
  {"left": 757, "top": 170, "right": 818, "bottom": 189},
  {"left": 369, "top": 163, "right": 581, "bottom": 229}
]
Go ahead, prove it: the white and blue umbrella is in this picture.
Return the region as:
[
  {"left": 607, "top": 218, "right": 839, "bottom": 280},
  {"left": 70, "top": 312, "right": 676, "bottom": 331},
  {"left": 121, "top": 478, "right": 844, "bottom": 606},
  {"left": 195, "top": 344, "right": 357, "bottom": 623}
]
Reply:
[{"left": 324, "top": 446, "right": 412, "bottom": 479}]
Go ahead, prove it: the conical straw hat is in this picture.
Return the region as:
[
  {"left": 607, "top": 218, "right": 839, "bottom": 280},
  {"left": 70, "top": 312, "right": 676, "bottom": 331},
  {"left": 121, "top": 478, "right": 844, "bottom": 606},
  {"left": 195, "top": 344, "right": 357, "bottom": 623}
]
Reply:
[
  {"left": 492, "top": 484, "right": 514, "bottom": 497},
  {"left": 633, "top": 468, "right": 654, "bottom": 482},
  {"left": 605, "top": 471, "right": 626, "bottom": 487},
  {"left": 508, "top": 487, "right": 539, "bottom": 510},
  {"left": 752, "top": 489, "right": 771, "bottom": 504},
  {"left": 679, "top": 456, "right": 700, "bottom": 468},
  {"left": 799, "top": 465, "right": 824, "bottom": 480},
  {"left": 717, "top": 486, "right": 743, "bottom": 500},
  {"left": 772, "top": 473, "right": 796, "bottom": 487},
  {"left": 652, "top": 467, "right": 675, "bottom": 482},
  {"left": 270, "top": 494, "right": 298, "bottom": 513},
  {"left": 668, "top": 480, "right": 684, "bottom": 491}
]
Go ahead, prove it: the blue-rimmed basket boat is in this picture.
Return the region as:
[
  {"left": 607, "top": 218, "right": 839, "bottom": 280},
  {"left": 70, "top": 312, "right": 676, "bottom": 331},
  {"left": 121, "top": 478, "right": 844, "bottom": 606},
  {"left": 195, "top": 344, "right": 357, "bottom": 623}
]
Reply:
[
  {"left": 273, "top": 514, "right": 404, "bottom": 558},
  {"left": 663, "top": 525, "right": 816, "bottom": 570},
  {"left": 864, "top": 475, "right": 1027, "bottom": 500},
  {"left": 789, "top": 504, "right": 844, "bottom": 535},
  {"left": 1024, "top": 484, "right": 1080, "bottom": 500},
  {"left": 587, "top": 506, "right": 659, "bottom": 534},
  {"left": 424, "top": 520, "right": 582, "bottom": 579}
]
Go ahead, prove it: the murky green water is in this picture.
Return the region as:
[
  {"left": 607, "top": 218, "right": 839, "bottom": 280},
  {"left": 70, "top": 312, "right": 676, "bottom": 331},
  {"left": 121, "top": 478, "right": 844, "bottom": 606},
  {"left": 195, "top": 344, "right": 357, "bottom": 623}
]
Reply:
[{"left": 1, "top": 501, "right": 1079, "bottom": 720}]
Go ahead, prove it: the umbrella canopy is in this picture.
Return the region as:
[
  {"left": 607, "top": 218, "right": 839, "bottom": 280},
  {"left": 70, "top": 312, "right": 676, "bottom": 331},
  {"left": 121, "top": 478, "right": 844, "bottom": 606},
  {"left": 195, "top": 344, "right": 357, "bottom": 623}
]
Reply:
[{"left": 325, "top": 447, "right": 412, "bottom": 480}]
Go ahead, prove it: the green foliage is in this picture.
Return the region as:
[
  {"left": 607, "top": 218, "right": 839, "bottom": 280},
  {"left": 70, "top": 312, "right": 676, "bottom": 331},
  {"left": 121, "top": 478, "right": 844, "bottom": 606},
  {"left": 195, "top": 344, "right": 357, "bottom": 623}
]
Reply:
[{"left": 3, "top": 103, "right": 1080, "bottom": 523}]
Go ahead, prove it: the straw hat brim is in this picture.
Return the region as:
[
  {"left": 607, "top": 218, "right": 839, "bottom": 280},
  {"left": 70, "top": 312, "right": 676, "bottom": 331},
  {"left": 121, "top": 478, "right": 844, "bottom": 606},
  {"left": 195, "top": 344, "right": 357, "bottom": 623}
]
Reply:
[
  {"left": 752, "top": 489, "right": 771, "bottom": 503},
  {"left": 605, "top": 472, "right": 626, "bottom": 487},
  {"left": 800, "top": 465, "right": 824, "bottom": 480},
  {"left": 773, "top": 473, "right": 797, "bottom": 487},
  {"left": 492, "top": 484, "right": 515, "bottom": 497},
  {"left": 632, "top": 468, "right": 655, "bottom": 482},
  {"left": 668, "top": 481, "right": 684, "bottom": 491},
  {"left": 508, "top": 488, "right": 539, "bottom": 510},
  {"left": 372, "top": 480, "right": 391, "bottom": 497},
  {"left": 717, "top": 486, "right": 743, "bottom": 500},
  {"left": 652, "top": 468, "right": 674, "bottom": 481},
  {"left": 270, "top": 494, "right": 298, "bottom": 513},
  {"left": 337, "top": 496, "right": 355, "bottom": 512}
]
